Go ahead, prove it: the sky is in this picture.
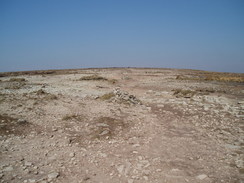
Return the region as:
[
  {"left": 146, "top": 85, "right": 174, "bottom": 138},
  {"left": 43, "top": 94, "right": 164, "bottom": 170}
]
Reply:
[{"left": 0, "top": 0, "right": 244, "bottom": 73}]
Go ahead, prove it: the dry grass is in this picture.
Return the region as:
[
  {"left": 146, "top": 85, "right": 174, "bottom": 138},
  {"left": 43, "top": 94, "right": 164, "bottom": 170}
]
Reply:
[
  {"left": 0, "top": 115, "right": 31, "bottom": 136},
  {"left": 204, "top": 74, "right": 244, "bottom": 82},
  {"left": 79, "top": 75, "right": 108, "bottom": 81},
  {"left": 35, "top": 89, "right": 46, "bottom": 95},
  {"left": 44, "top": 94, "right": 58, "bottom": 100},
  {"left": 108, "top": 79, "right": 117, "bottom": 84},
  {"left": 62, "top": 114, "right": 77, "bottom": 121},
  {"left": 4, "top": 83, "right": 26, "bottom": 90},
  {"left": 196, "top": 88, "right": 215, "bottom": 95},
  {"left": 3, "top": 78, "right": 27, "bottom": 89},
  {"left": 78, "top": 75, "right": 118, "bottom": 84},
  {"left": 30, "top": 89, "right": 58, "bottom": 101},
  {"left": 176, "top": 75, "right": 191, "bottom": 80},
  {"left": 9, "top": 78, "right": 26, "bottom": 82},
  {"left": 62, "top": 114, "right": 83, "bottom": 121},
  {"left": 99, "top": 92, "right": 115, "bottom": 100},
  {"left": 173, "top": 89, "right": 196, "bottom": 98},
  {"left": 176, "top": 72, "right": 244, "bottom": 83}
]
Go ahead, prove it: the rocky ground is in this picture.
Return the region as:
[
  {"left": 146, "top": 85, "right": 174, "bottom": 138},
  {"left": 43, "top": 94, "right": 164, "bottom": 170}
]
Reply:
[{"left": 0, "top": 68, "right": 243, "bottom": 183}]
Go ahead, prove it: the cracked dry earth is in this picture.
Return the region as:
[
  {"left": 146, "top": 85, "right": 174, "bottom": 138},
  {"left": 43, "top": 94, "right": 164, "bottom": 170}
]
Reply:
[{"left": 0, "top": 68, "right": 243, "bottom": 183}]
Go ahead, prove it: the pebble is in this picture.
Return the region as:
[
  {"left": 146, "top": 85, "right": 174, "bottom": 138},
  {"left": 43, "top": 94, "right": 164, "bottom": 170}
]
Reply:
[
  {"left": 171, "top": 168, "right": 180, "bottom": 172},
  {"left": 132, "top": 144, "right": 140, "bottom": 148},
  {"left": 100, "top": 130, "right": 110, "bottom": 136},
  {"left": 196, "top": 174, "right": 207, "bottom": 180},
  {"left": 48, "top": 172, "right": 60, "bottom": 180},
  {"left": 69, "top": 152, "right": 75, "bottom": 157},
  {"left": 24, "top": 169, "right": 30, "bottom": 174},
  {"left": 24, "top": 161, "right": 32, "bottom": 167},
  {"left": 39, "top": 181, "right": 47, "bottom": 183},
  {"left": 143, "top": 176, "right": 149, "bottom": 181},
  {"left": 100, "top": 153, "right": 107, "bottom": 158},
  {"left": 143, "top": 170, "right": 150, "bottom": 176},
  {"left": 3, "top": 166, "right": 13, "bottom": 172},
  {"left": 96, "top": 123, "right": 109, "bottom": 127},
  {"left": 116, "top": 165, "right": 124, "bottom": 175},
  {"left": 138, "top": 156, "right": 143, "bottom": 160},
  {"left": 29, "top": 179, "right": 36, "bottom": 183},
  {"left": 17, "top": 119, "right": 27, "bottom": 124}
]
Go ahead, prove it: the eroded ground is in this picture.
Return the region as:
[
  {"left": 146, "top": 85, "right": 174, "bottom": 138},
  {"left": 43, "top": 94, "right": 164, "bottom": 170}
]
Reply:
[{"left": 0, "top": 68, "right": 243, "bottom": 183}]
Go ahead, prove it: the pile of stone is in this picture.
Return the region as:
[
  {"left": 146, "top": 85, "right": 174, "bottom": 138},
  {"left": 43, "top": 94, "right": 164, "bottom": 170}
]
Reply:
[{"left": 112, "top": 88, "right": 142, "bottom": 105}]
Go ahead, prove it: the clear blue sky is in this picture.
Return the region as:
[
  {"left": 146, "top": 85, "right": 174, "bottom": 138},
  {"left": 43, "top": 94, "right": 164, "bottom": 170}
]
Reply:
[{"left": 0, "top": 0, "right": 244, "bottom": 73}]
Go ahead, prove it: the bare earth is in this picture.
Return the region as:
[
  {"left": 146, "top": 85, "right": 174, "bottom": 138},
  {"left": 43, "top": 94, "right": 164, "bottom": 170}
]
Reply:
[{"left": 0, "top": 68, "right": 243, "bottom": 183}]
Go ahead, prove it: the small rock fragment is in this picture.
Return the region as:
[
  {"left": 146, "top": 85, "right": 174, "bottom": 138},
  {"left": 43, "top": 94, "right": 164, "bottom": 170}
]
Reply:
[
  {"left": 132, "top": 144, "right": 140, "bottom": 148},
  {"left": 100, "top": 153, "right": 107, "bottom": 158},
  {"left": 3, "top": 166, "right": 13, "bottom": 172},
  {"left": 117, "top": 165, "right": 124, "bottom": 175},
  {"left": 99, "top": 130, "right": 110, "bottom": 136},
  {"left": 17, "top": 119, "right": 27, "bottom": 124},
  {"left": 96, "top": 123, "right": 109, "bottom": 127},
  {"left": 69, "top": 152, "right": 75, "bottom": 157},
  {"left": 48, "top": 172, "right": 60, "bottom": 180},
  {"left": 39, "top": 181, "right": 47, "bottom": 183},
  {"left": 143, "top": 176, "right": 149, "bottom": 181},
  {"left": 24, "top": 162, "right": 32, "bottom": 167},
  {"left": 197, "top": 174, "right": 207, "bottom": 180},
  {"left": 29, "top": 179, "right": 36, "bottom": 183}
]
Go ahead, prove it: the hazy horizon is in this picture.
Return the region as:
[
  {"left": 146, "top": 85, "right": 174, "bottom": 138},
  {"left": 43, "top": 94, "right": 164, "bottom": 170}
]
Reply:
[
  {"left": 1, "top": 66, "right": 244, "bottom": 75},
  {"left": 1, "top": 0, "right": 244, "bottom": 73}
]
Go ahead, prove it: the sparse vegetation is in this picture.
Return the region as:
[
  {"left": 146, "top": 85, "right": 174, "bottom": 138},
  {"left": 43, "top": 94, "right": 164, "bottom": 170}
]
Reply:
[
  {"left": 78, "top": 75, "right": 118, "bottom": 84},
  {"left": 44, "top": 94, "right": 58, "bottom": 100},
  {"left": 196, "top": 88, "right": 216, "bottom": 95},
  {"left": 176, "top": 75, "right": 190, "bottom": 80},
  {"left": 9, "top": 78, "right": 26, "bottom": 82},
  {"left": 3, "top": 78, "right": 27, "bottom": 89},
  {"left": 176, "top": 72, "right": 244, "bottom": 83},
  {"left": 0, "top": 115, "right": 30, "bottom": 136},
  {"left": 36, "top": 89, "right": 46, "bottom": 95},
  {"left": 108, "top": 79, "right": 117, "bottom": 84},
  {"left": 79, "top": 75, "right": 108, "bottom": 81},
  {"left": 62, "top": 114, "right": 83, "bottom": 121},
  {"left": 205, "top": 74, "right": 244, "bottom": 83},
  {"left": 62, "top": 114, "right": 77, "bottom": 120},
  {"left": 99, "top": 92, "right": 115, "bottom": 100},
  {"left": 173, "top": 89, "right": 196, "bottom": 98},
  {"left": 30, "top": 89, "right": 58, "bottom": 101},
  {"left": 4, "top": 83, "right": 26, "bottom": 90},
  {"left": 0, "top": 68, "right": 243, "bottom": 182}
]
